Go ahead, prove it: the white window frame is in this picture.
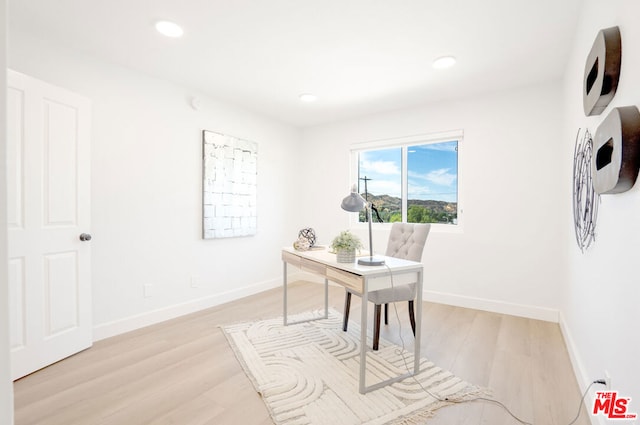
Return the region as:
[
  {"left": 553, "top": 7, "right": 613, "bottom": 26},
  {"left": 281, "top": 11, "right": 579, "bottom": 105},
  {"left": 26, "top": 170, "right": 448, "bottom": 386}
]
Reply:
[{"left": 348, "top": 129, "right": 464, "bottom": 233}]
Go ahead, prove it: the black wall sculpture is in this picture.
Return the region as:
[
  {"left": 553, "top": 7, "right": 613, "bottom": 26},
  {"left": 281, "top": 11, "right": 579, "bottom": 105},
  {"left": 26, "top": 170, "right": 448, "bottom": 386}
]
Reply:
[
  {"left": 574, "top": 25, "right": 640, "bottom": 251},
  {"left": 583, "top": 26, "right": 621, "bottom": 116},
  {"left": 592, "top": 106, "right": 640, "bottom": 194},
  {"left": 573, "top": 27, "right": 640, "bottom": 252}
]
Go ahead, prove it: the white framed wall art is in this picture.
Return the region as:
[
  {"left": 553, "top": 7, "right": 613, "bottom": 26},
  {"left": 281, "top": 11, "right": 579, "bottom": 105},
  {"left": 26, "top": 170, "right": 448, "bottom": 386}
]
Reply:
[{"left": 202, "top": 130, "right": 258, "bottom": 239}]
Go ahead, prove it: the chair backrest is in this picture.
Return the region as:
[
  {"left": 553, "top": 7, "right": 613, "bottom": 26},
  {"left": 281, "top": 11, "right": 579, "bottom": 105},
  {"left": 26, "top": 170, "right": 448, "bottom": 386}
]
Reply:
[{"left": 385, "top": 223, "right": 430, "bottom": 262}]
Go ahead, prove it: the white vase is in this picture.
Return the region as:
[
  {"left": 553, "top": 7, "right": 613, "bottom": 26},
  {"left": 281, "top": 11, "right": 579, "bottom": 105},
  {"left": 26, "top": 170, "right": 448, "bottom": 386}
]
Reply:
[{"left": 336, "top": 249, "right": 356, "bottom": 263}]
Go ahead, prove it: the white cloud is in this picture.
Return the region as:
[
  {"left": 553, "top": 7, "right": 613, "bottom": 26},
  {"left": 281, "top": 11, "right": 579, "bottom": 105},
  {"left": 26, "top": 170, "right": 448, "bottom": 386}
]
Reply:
[
  {"left": 426, "top": 168, "right": 457, "bottom": 186},
  {"left": 409, "top": 168, "right": 456, "bottom": 186},
  {"left": 361, "top": 159, "right": 400, "bottom": 175},
  {"left": 419, "top": 143, "right": 457, "bottom": 153},
  {"left": 367, "top": 180, "right": 401, "bottom": 198},
  {"left": 407, "top": 184, "right": 431, "bottom": 197}
]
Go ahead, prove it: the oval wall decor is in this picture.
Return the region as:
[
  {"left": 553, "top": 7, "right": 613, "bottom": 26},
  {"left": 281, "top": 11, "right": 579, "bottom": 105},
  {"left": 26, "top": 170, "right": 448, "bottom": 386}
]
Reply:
[
  {"left": 573, "top": 129, "right": 599, "bottom": 252},
  {"left": 592, "top": 106, "right": 640, "bottom": 194},
  {"left": 583, "top": 26, "right": 621, "bottom": 116}
]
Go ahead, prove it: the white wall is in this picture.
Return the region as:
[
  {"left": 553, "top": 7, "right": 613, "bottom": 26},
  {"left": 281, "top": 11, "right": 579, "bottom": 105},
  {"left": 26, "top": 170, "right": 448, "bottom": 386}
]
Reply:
[
  {"left": 9, "top": 5, "right": 639, "bottom": 422},
  {"left": 1, "top": 0, "right": 15, "bottom": 422},
  {"left": 300, "top": 82, "right": 567, "bottom": 321},
  {"left": 561, "top": 0, "right": 640, "bottom": 417},
  {"left": 8, "top": 32, "right": 301, "bottom": 338}
]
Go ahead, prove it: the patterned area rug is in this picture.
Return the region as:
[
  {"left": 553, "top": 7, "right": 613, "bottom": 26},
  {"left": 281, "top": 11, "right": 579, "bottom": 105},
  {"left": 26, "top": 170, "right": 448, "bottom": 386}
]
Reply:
[{"left": 222, "top": 309, "right": 484, "bottom": 425}]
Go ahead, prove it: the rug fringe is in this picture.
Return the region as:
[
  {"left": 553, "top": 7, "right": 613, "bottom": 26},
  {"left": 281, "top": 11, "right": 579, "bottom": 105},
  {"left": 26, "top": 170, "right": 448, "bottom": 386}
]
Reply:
[
  {"left": 390, "top": 407, "right": 435, "bottom": 425},
  {"left": 389, "top": 386, "right": 491, "bottom": 425}
]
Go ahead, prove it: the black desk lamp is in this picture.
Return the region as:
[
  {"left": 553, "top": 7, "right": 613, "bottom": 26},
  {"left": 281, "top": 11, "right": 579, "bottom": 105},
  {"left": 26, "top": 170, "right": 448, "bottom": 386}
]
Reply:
[{"left": 341, "top": 185, "right": 385, "bottom": 266}]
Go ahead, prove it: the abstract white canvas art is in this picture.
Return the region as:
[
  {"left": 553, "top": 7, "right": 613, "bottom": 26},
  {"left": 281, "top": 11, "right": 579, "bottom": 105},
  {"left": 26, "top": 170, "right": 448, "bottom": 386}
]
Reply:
[{"left": 202, "top": 130, "right": 258, "bottom": 239}]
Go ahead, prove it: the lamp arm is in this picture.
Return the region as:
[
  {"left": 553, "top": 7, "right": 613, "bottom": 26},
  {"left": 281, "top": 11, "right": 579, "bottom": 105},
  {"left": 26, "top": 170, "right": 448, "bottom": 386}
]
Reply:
[
  {"left": 370, "top": 203, "right": 383, "bottom": 223},
  {"left": 367, "top": 204, "right": 374, "bottom": 259}
]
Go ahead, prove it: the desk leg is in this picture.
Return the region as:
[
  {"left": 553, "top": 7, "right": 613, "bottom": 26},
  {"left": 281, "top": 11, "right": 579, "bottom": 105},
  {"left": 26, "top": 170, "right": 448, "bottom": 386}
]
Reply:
[
  {"left": 324, "top": 278, "right": 329, "bottom": 319},
  {"left": 358, "top": 268, "right": 424, "bottom": 394},
  {"left": 282, "top": 258, "right": 327, "bottom": 327},
  {"left": 414, "top": 269, "right": 423, "bottom": 374},
  {"left": 283, "top": 261, "right": 288, "bottom": 326},
  {"left": 359, "top": 277, "right": 368, "bottom": 394}
]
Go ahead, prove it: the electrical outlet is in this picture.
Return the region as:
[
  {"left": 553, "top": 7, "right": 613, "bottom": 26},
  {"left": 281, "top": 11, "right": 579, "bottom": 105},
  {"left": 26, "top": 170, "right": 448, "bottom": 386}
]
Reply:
[
  {"left": 190, "top": 276, "right": 199, "bottom": 288},
  {"left": 143, "top": 284, "right": 153, "bottom": 298},
  {"left": 604, "top": 370, "right": 611, "bottom": 389}
]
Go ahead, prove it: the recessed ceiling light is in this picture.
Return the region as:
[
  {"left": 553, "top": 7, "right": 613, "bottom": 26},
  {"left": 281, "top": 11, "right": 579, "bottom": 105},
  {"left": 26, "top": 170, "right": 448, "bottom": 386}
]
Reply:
[
  {"left": 155, "top": 20, "right": 184, "bottom": 38},
  {"left": 432, "top": 56, "right": 457, "bottom": 69},
  {"left": 299, "top": 93, "right": 318, "bottom": 102}
]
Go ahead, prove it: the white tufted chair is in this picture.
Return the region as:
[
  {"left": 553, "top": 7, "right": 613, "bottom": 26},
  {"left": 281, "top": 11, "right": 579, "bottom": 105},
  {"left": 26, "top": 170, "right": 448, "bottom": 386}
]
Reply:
[{"left": 343, "top": 222, "right": 430, "bottom": 350}]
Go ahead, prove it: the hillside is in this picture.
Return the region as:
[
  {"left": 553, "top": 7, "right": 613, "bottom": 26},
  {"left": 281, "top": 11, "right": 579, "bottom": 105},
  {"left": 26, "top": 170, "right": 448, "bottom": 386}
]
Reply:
[{"left": 363, "top": 193, "right": 457, "bottom": 215}]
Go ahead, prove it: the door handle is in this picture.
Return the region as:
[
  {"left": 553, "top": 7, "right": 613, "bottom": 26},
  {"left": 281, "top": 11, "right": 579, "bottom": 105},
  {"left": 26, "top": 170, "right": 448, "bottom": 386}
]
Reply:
[{"left": 79, "top": 233, "right": 92, "bottom": 242}]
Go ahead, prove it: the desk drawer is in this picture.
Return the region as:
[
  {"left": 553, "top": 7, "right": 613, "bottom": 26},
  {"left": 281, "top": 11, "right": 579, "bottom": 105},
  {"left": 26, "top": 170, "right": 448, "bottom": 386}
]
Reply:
[
  {"left": 368, "top": 271, "right": 419, "bottom": 292},
  {"left": 301, "top": 258, "right": 326, "bottom": 275},
  {"left": 282, "top": 251, "right": 302, "bottom": 268},
  {"left": 327, "top": 267, "right": 363, "bottom": 293}
]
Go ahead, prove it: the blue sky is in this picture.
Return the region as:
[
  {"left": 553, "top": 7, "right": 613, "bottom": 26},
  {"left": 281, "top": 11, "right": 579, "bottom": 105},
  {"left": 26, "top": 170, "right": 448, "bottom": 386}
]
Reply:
[{"left": 358, "top": 141, "right": 458, "bottom": 202}]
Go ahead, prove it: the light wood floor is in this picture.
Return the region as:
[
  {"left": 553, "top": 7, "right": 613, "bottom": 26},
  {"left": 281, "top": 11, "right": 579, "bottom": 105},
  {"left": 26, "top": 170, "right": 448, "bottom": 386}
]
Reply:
[{"left": 14, "top": 281, "right": 590, "bottom": 425}]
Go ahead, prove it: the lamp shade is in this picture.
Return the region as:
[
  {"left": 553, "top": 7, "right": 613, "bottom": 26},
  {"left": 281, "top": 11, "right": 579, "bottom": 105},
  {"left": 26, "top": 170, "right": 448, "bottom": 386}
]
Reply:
[
  {"left": 341, "top": 186, "right": 366, "bottom": 212},
  {"left": 339, "top": 184, "right": 385, "bottom": 266}
]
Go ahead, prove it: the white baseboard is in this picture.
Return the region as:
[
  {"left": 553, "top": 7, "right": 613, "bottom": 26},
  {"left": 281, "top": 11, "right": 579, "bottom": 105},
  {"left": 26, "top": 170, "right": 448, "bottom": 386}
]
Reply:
[
  {"left": 92, "top": 278, "right": 282, "bottom": 341},
  {"left": 93, "top": 278, "right": 559, "bottom": 340},
  {"left": 290, "top": 277, "right": 560, "bottom": 322},
  {"left": 423, "top": 289, "right": 560, "bottom": 322},
  {"left": 559, "top": 310, "right": 589, "bottom": 389},
  {"left": 559, "top": 311, "right": 604, "bottom": 425}
]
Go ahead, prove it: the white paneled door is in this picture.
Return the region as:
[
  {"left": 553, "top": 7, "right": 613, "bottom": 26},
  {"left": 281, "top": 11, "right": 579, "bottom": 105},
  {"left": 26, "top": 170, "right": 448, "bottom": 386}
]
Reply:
[{"left": 7, "top": 70, "right": 92, "bottom": 380}]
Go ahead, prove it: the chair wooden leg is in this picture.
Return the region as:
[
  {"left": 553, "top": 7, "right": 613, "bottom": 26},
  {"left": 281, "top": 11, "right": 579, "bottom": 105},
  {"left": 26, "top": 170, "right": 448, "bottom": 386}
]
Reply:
[
  {"left": 373, "top": 304, "right": 382, "bottom": 351},
  {"left": 408, "top": 300, "right": 416, "bottom": 336},
  {"left": 384, "top": 303, "right": 389, "bottom": 325},
  {"left": 343, "top": 292, "right": 351, "bottom": 332}
]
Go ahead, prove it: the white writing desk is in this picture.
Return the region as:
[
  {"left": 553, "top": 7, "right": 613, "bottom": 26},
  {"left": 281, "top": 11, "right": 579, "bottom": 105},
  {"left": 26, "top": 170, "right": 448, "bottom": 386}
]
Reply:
[{"left": 281, "top": 246, "right": 424, "bottom": 394}]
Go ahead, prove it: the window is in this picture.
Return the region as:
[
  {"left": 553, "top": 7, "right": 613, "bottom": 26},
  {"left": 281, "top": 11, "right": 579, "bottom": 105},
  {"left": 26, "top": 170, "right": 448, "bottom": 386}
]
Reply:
[{"left": 353, "top": 132, "right": 461, "bottom": 226}]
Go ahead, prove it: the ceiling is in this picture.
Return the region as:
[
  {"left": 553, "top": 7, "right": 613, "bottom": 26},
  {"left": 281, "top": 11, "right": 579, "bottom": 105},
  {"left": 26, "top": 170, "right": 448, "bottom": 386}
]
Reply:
[{"left": 9, "top": 0, "right": 584, "bottom": 127}]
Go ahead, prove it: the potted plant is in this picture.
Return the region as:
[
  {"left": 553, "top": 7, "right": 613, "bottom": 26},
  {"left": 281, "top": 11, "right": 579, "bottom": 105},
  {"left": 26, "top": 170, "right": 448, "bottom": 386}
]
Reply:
[{"left": 330, "top": 230, "right": 363, "bottom": 263}]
